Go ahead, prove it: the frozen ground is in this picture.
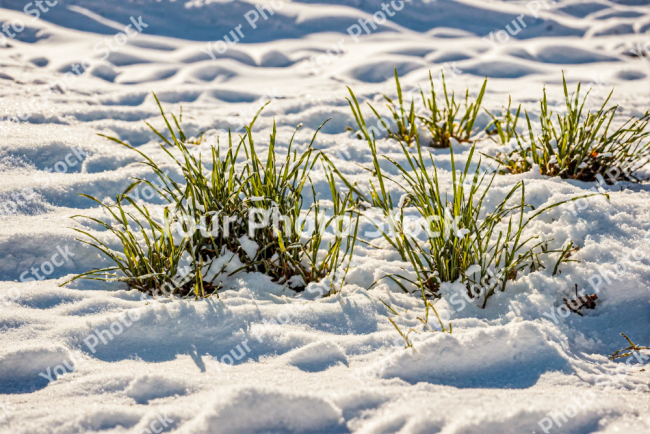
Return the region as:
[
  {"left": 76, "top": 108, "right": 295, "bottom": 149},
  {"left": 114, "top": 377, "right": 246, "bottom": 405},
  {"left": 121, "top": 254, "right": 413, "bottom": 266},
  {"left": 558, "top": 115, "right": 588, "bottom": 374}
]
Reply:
[{"left": 1, "top": 0, "right": 650, "bottom": 433}]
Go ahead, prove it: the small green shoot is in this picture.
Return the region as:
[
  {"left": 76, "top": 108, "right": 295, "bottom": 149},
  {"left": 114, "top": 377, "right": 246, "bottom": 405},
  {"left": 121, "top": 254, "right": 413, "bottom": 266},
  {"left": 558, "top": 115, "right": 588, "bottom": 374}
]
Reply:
[
  {"left": 388, "top": 318, "right": 419, "bottom": 349},
  {"left": 419, "top": 71, "right": 487, "bottom": 148},
  {"left": 371, "top": 68, "right": 418, "bottom": 146},
  {"left": 485, "top": 96, "right": 522, "bottom": 146}
]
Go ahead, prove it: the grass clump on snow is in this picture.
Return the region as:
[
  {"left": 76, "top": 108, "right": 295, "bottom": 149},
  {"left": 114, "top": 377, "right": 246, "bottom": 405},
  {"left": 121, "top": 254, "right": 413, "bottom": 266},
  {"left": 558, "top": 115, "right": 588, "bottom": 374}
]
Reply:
[
  {"left": 62, "top": 96, "right": 359, "bottom": 297},
  {"left": 371, "top": 69, "right": 418, "bottom": 146},
  {"left": 485, "top": 96, "right": 522, "bottom": 147},
  {"left": 61, "top": 73, "right": 636, "bottom": 308},
  {"left": 419, "top": 72, "right": 487, "bottom": 148},
  {"left": 486, "top": 74, "right": 650, "bottom": 183},
  {"left": 238, "top": 110, "right": 360, "bottom": 291},
  {"left": 363, "top": 69, "right": 486, "bottom": 149},
  {"left": 347, "top": 86, "right": 600, "bottom": 308}
]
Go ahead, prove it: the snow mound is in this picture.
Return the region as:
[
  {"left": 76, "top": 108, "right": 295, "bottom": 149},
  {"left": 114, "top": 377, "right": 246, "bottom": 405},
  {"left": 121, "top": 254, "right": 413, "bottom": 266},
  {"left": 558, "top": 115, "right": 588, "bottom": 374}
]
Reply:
[
  {"left": 57, "top": 408, "right": 142, "bottom": 434},
  {"left": 0, "top": 345, "right": 73, "bottom": 393},
  {"left": 124, "top": 374, "right": 190, "bottom": 404},
  {"left": 183, "top": 387, "right": 344, "bottom": 433},
  {"left": 380, "top": 321, "right": 573, "bottom": 388},
  {"left": 284, "top": 340, "right": 348, "bottom": 372}
]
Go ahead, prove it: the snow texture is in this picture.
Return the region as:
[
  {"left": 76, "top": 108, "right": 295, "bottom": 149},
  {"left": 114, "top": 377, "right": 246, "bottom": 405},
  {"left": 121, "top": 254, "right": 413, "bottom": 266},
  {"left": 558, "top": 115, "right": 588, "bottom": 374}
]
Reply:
[{"left": 1, "top": 0, "right": 650, "bottom": 433}]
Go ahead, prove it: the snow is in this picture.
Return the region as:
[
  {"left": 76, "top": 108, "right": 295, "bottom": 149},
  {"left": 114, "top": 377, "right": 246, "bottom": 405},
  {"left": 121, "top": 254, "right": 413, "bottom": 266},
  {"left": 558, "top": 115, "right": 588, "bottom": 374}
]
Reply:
[
  {"left": 281, "top": 340, "right": 349, "bottom": 372},
  {"left": 182, "top": 387, "right": 344, "bottom": 434},
  {"left": 237, "top": 235, "right": 259, "bottom": 261},
  {"left": 124, "top": 375, "right": 190, "bottom": 405},
  {"left": 1, "top": 0, "right": 650, "bottom": 433}
]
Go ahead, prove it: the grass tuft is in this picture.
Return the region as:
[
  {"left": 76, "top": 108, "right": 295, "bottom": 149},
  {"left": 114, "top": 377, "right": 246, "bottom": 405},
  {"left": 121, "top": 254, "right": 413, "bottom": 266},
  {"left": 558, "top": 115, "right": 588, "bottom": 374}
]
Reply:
[
  {"left": 485, "top": 96, "right": 522, "bottom": 147},
  {"left": 419, "top": 72, "right": 487, "bottom": 148},
  {"left": 371, "top": 68, "right": 418, "bottom": 146},
  {"left": 62, "top": 94, "right": 358, "bottom": 297},
  {"left": 485, "top": 73, "right": 650, "bottom": 183},
  {"left": 359, "top": 69, "right": 486, "bottom": 148}
]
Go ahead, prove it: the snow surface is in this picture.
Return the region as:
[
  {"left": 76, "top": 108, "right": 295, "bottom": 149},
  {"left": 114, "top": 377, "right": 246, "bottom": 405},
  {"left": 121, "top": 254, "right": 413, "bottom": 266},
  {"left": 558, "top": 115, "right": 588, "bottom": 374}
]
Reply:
[{"left": 1, "top": 0, "right": 650, "bottom": 433}]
